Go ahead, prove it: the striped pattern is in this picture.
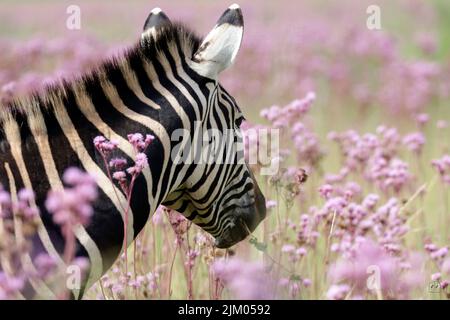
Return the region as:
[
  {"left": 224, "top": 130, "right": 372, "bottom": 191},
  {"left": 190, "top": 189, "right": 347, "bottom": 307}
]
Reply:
[{"left": 0, "top": 6, "right": 266, "bottom": 299}]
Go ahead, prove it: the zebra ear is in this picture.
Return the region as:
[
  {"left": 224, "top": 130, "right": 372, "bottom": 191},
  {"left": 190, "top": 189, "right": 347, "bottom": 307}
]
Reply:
[
  {"left": 141, "top": 8, "right": 171, "bottom": 39},
  {"left": 190, "top": 4, "right": 244, "bottom": 79}
]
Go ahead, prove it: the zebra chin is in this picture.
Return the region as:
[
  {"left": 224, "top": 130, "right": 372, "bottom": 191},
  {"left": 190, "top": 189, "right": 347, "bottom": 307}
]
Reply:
[{"left": 214, "top": 183, "right": 266, "bottom": 249}]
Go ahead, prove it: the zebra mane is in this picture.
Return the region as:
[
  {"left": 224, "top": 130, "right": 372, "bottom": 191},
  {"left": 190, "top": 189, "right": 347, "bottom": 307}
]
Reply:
[{"left": 0, "top": 22, "right": 202, "bottom": 125}]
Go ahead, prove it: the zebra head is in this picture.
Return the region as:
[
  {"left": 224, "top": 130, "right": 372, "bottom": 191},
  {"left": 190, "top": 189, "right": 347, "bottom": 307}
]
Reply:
[{"left": 143, "top": 5, "right": 267, "bottom": 248}]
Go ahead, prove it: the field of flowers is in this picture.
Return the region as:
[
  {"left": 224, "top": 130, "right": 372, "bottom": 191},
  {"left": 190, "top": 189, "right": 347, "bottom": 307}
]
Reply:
[{"left": 1, "top": 0, "right": 450, "bottom": 300}]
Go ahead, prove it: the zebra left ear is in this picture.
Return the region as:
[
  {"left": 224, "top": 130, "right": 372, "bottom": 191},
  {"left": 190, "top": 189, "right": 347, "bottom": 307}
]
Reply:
[
  {"left": 190, "top": 4, "right": 244, "bottom": 79},
  {"left": 141, "top": 8, "right": 171, "bottom": 40}
]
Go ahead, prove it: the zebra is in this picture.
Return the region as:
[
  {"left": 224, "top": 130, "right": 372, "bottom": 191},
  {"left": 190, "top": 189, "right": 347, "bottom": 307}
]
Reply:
[{"left": 0, "top": 4, "right": 266, "bottom": 299}]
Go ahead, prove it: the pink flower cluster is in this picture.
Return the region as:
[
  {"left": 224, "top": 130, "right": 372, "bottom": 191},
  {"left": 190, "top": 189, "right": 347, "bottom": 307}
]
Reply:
[
  {"left": 0, "top": 174, "right": 94, "bottom": 299},
  {"left": 425, "top": 243, "right": 450, "bottom": 292},
  {"left": 431, "top": 155, "right": 450, "bottom": 185},
  {"left": 0, "top": 274, "right": 24, "bottom": 300},
  {"left": 0, "top": 35, "right": 114, "bottom": 104},
  {"left": 213, "top": 258, "right": 273, "bottom": 299},
  {"left": 328, "top": 126, "right": 414, "bottom": 194},
  {"left": 243, "top": 92, "right": 322, "bottom": 171},
  {"left": 94, "top": 136, "right": 119, "bottom": 154},
  {"left": 260, "top": 92, "right": 316, "bottom": 129},
  {"left": 94, "top": 133, "right": 154, "bottom": 193},
  {"left": 0, "top": 186, "right": 45, "bottom": 299},
  {"left": 45, "top": 167, "right": 98, "bottom": 227},
  {"left": 328, "top": 240, "right": 424, "bottom": 299}
]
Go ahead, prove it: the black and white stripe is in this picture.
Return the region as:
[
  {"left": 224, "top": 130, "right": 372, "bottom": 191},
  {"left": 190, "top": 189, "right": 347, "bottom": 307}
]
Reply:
[{"left": 0, "top": 4, "right": 266, "bottom": 299}]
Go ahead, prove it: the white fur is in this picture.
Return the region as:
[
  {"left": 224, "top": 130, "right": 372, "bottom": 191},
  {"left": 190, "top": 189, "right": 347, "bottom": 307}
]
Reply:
[
  {"left": 151, "top": 7, "right": 162, "bottom": 14},
  {"left": 189, "top": 23, "right": 243, "bottom": 79}
]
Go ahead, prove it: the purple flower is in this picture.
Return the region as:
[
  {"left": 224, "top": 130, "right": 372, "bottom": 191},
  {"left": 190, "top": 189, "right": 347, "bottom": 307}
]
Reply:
[
  {"left": 112, "top": 171, "right": 127, "bottom": 182},
  {"left": 302, "top": 278, "right": 312, "bottom": 287},
  {"left": 437, "top": 120, "right": 448, "bottom": 129},
  {"left": 17, "top": 189, "right": 35, "bottom": 202},
  {"left": 94, "top": 136, "right": 118, "bottom": 154},
  {"left": 403, "top": 132, "right": 426, "bottom": 154},
  {"left": 126, "top": 153, "right": 148, "bottom": 175},
  {"left": 34, "top": 254, "right": 57, "bottom": 278},
  {"left": 318, "top": 184, "right": 333, "bottom": 199},
  {"left": 134, "top": 153, "right": 148, "bottom": 170},
  {"left": 326, "top": 284, "right": 350, "bottom": 300},
  {"left": 0, "top": 273, "right": 24, "bottom": 299},
  {"left": 0, "top": 189, "right": 11, "bottom": 218},
  {"left": 213, "top": 258, "right": 273, "bottom": 299},
  {"left": 328, "top": 240, "right": 424, "bottom": 299},
  {"left": 109, "top": 158, "right": 127, "bottom": 170},
  {"left": 265, "top": 200, "right": 277, "bottom": 209},
  {"left": 430, "top": 247, "right": 448, "bottom": 261},
  {"left": 145, "top": 134, "right": 155, "bottom": 145},
  {"left": 281, "top": 244, "right": 295, "bottom": 253},
  {"left": 431, "top": 273, "right": 441, "bottom": 281},
  {"left": 431, "top": 155, "right": 450, "bottom": 185},
  {"left": 45, "top": 167, "right": 97, "bottom": 227},
  {"left": 12, "top": 188, "right": 39, "bottom": 220},
  {"left": 415, "top": 113, "right": 429, "bottom": 126},
  {"left": 441, "top": 258, "right": 450, "bottom": 275},
  {"left": 146, "top": 271, "right": 159, "bottom": 292},
  {"left": 362, "top": 194, "right": 379, "bottom": 210},
  {"left": 72, "top": 257, "right": 90, "bottom": 273},
  {"left": 127, "top": 133, "right": 155, "bottom": 152}
]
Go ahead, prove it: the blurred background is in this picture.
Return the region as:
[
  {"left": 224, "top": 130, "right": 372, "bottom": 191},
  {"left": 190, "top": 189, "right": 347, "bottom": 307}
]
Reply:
[{"left": 1, "top": 0, "right": 450, "bottom": 129}]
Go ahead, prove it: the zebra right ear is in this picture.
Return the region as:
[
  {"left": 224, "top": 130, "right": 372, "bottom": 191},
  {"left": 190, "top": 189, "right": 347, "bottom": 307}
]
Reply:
[
  {"left": 189, "top": 4, "right": 244, "bottom": 79},
  {"left": 141, "top": 8, "right": 171, "bottom": 40}
]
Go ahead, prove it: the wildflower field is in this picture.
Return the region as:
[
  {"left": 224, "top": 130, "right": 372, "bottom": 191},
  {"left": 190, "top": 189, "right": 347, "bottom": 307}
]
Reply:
[{"left": 1, "top": 0, "right": 450, "bottom": 300}]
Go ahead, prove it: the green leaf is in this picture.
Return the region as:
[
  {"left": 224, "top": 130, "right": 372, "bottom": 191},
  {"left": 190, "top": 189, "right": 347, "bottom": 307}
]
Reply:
[
  {"left": 255, "top": 242, "right": 268, "bottom": 252},
  {"left": 249, "top": 236, "right": 267, "bottom": 252},
  {"left": 290, "top": 274, "right": 302, "bottom": 281}
]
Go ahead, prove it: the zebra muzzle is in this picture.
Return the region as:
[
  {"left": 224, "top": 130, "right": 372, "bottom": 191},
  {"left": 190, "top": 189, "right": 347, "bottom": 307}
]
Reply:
[{"left": 214, "top": 197, "right": 266, "bottom": 249}]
